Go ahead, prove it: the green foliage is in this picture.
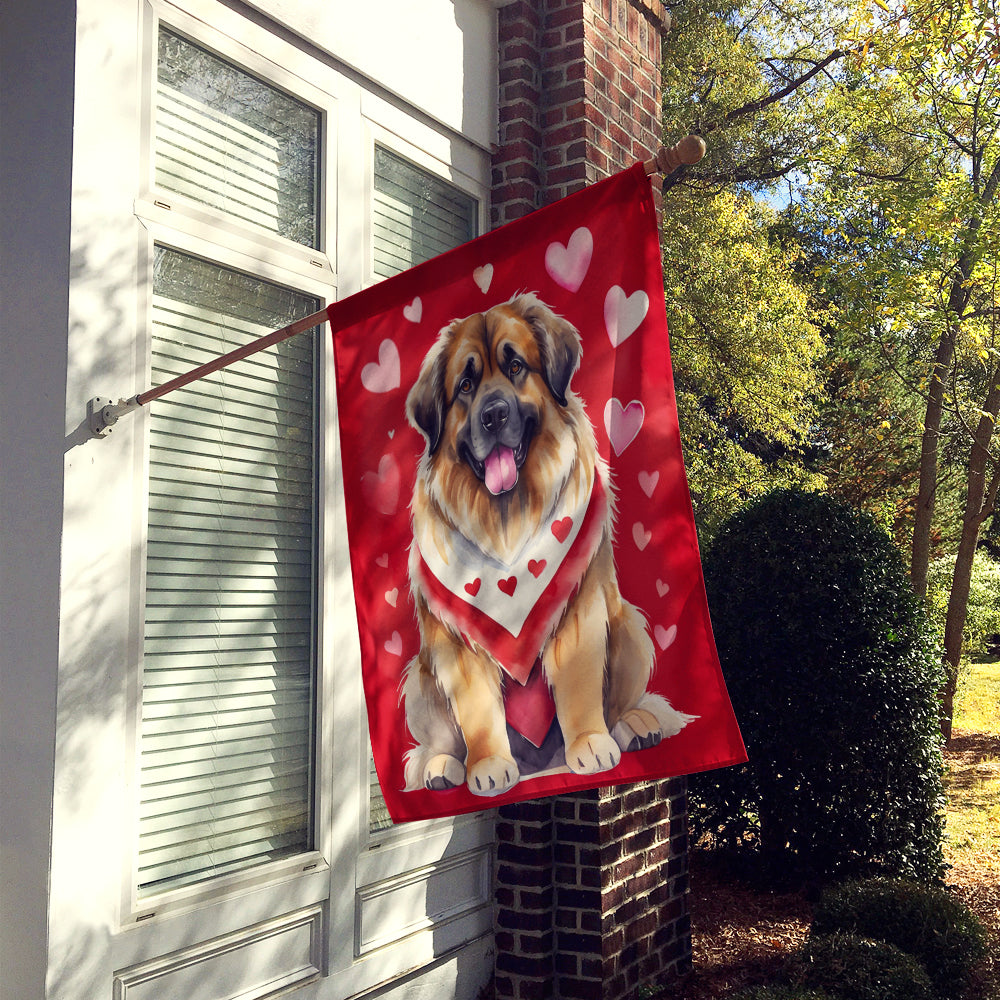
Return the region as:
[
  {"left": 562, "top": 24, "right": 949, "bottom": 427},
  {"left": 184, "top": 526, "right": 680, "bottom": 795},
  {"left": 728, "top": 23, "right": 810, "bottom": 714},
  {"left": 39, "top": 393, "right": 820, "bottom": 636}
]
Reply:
[
  {"left": 792, "top": 934, "right": 934, "bottom": 1000},
  {"left": 663, "top": 187, "right": 826, "bottom": 541},
  {"left": 691, "top": 488, "right": 946, "bottom": 881},
  {"left": 732, "top": 988, "right": 836, "bottom": 1000},
  {"left": 927, "top": 550, "right": 1000, "bottom": 659},
  {"left": 734, "top": 989, "right": 837, "bottom": 1000},
  {"left": 811, "top": 878, "right": 988, "bottom": 999}
]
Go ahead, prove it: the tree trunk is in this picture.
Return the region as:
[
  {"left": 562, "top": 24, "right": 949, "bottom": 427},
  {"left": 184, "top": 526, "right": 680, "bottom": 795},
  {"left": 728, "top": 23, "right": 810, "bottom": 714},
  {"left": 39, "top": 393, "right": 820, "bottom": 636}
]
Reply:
[
  {"left": 910, "top": 329, "right": 955, "bottom": 598},
  {"left": 940, "top": 374, "right": 1000, "bottom": 741}
]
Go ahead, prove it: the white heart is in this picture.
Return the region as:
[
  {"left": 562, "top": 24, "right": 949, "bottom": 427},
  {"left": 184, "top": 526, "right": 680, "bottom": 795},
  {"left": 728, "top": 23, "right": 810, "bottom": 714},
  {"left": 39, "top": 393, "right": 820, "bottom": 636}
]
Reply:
[
  {"left": 638, "top": 470, "right": 659, "bottom": 498},
  {"left": 387, "top": 429, "right": 395, "bottom": 438},
  {"left": 604, "top": 398, "right": 645, "bottom": 456},
  {"left": 632, "top": 522, "right": 652, "bottom": 551},
  {"left": 384, "top": 631, "right": 403, "bottom": 656},
  {"left": 474, "top": 264, "right": 494, "bottom": 294},
  {"left": 385, "top": 587, "right": 398, "bottom": 608},
  {"left": 604, "top": 286, "right": 649, "bottom": 347},
  {"left": 545, "top": 227, "right": 593, "bottom": 292},
  {"left": 654, "top": 624, "right": 678, "bottom": 651},
  {"left": 403, "top": 296, "right": 422, "bottom": 323},
  {"left": 376, "top": 553, "right": 390, "bottom": 568},
  {"left": 360, "top": 339, "right": 401, "bottom": 394},
  {"left": 656, "top": 579, "right": 670, "bottom": 598}
]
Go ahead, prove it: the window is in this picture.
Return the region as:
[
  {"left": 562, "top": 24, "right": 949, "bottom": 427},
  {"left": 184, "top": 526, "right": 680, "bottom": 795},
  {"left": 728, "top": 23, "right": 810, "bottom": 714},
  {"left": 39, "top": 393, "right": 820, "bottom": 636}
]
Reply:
[
  {"left": 139, "top": 248, "right": 319, "bottom": 895},
  {"left": 155, "top": 28, "right": 320, "bottom": 247},
  {"left": 136, "top": 26, "right": 323, "bottom": 898},
  {"left": 118, "top": 7, "right": 494, "bottom": 992}
]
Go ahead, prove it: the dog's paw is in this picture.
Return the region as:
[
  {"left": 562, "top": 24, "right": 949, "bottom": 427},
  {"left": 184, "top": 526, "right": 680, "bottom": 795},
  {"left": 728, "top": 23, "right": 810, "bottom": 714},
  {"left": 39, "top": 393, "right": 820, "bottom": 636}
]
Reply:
[
  {"left": 612, "top": 707, "right": 664, "bottom": 754},
  {"left": 467, "top": 755, "right": 519, "bottom": 796},
  {"left": 565, "top": 732, "right": 621, "bottom": 774},
  {"left": 423, "top": 753, "right": 466, "bottom": 791}
]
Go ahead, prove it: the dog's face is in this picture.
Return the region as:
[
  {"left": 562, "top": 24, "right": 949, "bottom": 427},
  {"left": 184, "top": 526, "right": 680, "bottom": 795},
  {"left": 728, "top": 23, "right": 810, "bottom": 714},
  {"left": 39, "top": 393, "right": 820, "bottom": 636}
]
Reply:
[{"left": 406, "top": 294, "right": 588, "bottom": 547}]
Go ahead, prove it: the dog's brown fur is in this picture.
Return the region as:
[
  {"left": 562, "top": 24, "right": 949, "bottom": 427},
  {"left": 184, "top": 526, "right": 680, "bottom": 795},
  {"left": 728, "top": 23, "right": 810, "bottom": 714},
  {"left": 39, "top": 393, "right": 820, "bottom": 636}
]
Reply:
[{"left": 403, "top": 293, "right": 692, "bottom": 796}]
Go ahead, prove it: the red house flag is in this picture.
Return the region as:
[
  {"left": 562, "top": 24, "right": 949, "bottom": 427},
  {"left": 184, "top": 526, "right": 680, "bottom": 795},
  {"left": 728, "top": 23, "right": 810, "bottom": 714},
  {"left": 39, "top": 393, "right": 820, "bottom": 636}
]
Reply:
[{"left": 329, "top": 163, "right": 746, "bottom": 822}]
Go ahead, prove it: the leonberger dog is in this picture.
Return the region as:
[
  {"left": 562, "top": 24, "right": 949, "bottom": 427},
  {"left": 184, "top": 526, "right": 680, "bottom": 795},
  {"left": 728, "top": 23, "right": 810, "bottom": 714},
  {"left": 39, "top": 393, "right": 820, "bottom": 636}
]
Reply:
[{"left": 402, "top": 292, "right": 692, "bottom": 796}]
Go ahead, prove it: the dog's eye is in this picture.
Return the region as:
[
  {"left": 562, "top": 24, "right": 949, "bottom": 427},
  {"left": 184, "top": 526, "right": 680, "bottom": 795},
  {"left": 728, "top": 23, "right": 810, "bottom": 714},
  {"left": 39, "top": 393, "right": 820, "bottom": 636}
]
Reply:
[
  {"left": 458, "top": 376, "right": 474, "bottom": 394},
  {"left": 509, "top": 359, "right": 523, "bottom": 377}
]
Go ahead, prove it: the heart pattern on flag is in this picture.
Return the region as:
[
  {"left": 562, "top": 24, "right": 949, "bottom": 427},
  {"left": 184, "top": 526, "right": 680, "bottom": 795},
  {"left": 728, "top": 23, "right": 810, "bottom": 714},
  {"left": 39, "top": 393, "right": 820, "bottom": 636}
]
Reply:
[
  {"left": 376, "top": 553, "right": 389, "bottom": 568},
  {"left": 385, "top": 631, "right": 403, "bottom": 656},
  {"left": 361, "top": 338, "right": 401, "bottom": 394},
  {"left": 385, "top": 588, "right": 398, "bottom": 608},
  {"left": 403, "top": 297, "right": 422, "bottom": 323},
  {"left": 473, "top": 264, "right": 494, "bottom": 293},
  {"left": 545, "top": 227, "right": 593, "bottom": 292},
  {"left": 656, "top": 579, "right": 670, "bottom": 598},
  {"left": 654, "top": 624, "right": 678, "bottom": 651},
  {"left": 528, "top": 559, "right": 547, "bottom": 578},
  {"left": 498, "top": 576, "right": 518, "bottom": 596},
  {"left": 551, "top": 517, "right": 573, "bottom": 543},
  {"left": 362, "top": 454, "right": 400, "bottom": 515},
  {"left": 465, "top": 578, "right": 482, "bottom": 597},
  {"left": 605, "top": 398, "right": 645, "bottom": 456},
  {"left": 604, "top": 286, "right": 649, "bottom": 347},
  {"left": 633, "top": 522, "right": 652, "bottom": 551},
  {"left": 638, "top": 470, "right": 659, "bottom": 498}
]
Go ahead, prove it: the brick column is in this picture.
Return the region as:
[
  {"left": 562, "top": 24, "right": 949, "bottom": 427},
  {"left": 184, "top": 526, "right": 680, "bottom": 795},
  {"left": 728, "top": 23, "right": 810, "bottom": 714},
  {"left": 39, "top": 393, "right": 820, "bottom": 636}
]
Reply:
[{"left": 492, "top": 3, "right": 692, "bottom": 999}]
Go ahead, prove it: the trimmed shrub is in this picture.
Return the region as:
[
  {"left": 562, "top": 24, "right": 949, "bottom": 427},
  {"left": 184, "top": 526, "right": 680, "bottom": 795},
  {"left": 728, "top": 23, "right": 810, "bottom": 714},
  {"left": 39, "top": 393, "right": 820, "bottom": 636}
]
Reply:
[
  {"left": 732, "top": 988, "right": 837, "bottom": 1000},
  {"left": 691, "top": 489, "right": 946, "bottom": 882},
  {"left": 812, "top": 878, "right": 988, "bottom": 998},
  {"left": 794, "top": 933, "right": 934, "bottom": 1000}
]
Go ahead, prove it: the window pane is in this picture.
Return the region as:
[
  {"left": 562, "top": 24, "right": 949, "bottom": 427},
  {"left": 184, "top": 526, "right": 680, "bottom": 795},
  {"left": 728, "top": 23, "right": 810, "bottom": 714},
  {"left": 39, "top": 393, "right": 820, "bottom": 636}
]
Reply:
[
  {"left": 372, "top": 146, "right": 477, "bottom": 278},
  {"left": 369, "top": 149, "right": 478, "bottom": 833},
  {"left": 138, "top": 247, "right": 318, "bottom": 895},
  {"left": 156, "top": 28, "right": 320, "bottom": 248}
]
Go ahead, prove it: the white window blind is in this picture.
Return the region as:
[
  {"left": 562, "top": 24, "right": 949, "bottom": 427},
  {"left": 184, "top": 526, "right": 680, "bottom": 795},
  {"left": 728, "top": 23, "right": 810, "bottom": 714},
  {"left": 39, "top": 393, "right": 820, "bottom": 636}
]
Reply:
[
  {"left": 368, "top": 147, "right": 477, "bottom": 833},
  {"left": 137, "top": 248, "right": 319, "bottom": 896},
  {"left": 155, "top": 28, "right": 320, "bottom": 248}
]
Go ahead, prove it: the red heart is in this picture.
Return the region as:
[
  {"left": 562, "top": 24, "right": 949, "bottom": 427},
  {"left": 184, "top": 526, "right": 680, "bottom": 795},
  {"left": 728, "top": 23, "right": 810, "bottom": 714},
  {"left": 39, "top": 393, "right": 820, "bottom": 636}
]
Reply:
[
  {"left": 551, "top": 517, "right": 573, "bottom": 543},
  {"left": 528, "top": 559, "right": 547, "bottom": 578},
  {"left": 498, "top": 576, "right": 518, "bottom": 596},
  {"left": 465, "top": 578, "right": 482, "bottom": 597}
]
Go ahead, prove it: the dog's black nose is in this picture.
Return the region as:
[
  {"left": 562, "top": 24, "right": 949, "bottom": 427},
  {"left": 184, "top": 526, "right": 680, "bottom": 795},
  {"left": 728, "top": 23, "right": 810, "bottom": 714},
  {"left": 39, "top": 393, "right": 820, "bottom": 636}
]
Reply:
[{"left": 481, "top": 398, "right": 509, "bottom": 433}]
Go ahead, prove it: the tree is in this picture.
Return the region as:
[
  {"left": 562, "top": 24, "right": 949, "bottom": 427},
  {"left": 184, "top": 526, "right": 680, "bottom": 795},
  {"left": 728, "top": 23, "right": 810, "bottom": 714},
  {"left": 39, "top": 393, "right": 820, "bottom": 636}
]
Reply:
[
  {"left": 659, "top": 0, "right": 847, "bottom": 537},
  {"left": 800, "top": 0, "right": 1000, "bottom": 736}
]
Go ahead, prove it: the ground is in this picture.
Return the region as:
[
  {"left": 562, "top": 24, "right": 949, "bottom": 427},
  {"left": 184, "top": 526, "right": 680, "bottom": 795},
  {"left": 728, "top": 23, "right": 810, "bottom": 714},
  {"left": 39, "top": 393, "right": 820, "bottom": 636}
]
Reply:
[{"left": 658, "top": 722, "right": 1000, "bottom": 999}]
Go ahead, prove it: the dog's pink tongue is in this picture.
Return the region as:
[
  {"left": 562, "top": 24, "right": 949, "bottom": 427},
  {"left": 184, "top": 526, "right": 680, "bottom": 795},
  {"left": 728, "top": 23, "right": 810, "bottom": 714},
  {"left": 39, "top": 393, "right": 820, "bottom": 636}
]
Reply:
[{"left": 485, "top": 445, "right": 518, "bottom": 495}]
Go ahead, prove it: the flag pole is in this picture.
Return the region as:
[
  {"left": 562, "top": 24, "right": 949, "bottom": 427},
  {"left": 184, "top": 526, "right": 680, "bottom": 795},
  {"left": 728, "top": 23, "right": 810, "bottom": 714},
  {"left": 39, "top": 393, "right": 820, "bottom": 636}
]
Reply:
[{"left": 88, "top": 137, "right": 705, "bottom": 438}]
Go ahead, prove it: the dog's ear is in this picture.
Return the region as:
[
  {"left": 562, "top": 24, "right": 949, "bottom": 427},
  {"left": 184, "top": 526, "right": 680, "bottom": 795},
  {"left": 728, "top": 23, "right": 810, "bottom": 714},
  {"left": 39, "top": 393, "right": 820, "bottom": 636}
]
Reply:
[
  {"left": 406, "top": 333, "right": 449, "bottom": 453},
  {"left": 517, "top": 294, "right": 582, "bottom": 406}
]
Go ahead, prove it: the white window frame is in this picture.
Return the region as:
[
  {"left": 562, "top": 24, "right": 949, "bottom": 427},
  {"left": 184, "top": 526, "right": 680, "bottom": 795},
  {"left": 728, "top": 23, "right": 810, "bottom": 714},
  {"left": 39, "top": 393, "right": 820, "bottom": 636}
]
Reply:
[{"left": 111, "top": 0, "right": 496, "bottom": 992}]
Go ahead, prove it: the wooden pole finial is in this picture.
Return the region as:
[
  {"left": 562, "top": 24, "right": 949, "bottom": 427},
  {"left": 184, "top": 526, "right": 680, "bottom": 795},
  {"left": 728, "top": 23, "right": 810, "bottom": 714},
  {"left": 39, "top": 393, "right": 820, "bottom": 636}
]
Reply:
[{"left": 644, "top": 135, "right": 707, "bottom": 176}]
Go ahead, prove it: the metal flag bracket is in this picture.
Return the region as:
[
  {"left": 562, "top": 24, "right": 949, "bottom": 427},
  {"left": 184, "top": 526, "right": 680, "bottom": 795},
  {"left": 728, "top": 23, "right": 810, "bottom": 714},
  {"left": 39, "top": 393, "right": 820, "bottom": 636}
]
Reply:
[
  {"left": 88, "top": 395, "right": 141, "bottom": 438},
  {"left": 86, "top": 137, "right": 705, "bottom": 439}
]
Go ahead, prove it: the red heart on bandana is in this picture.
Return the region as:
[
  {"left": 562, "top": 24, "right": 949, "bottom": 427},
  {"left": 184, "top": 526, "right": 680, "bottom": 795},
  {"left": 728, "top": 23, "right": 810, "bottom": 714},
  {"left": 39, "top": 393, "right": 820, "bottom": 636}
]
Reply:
[
  {"left": 528, "top": 559, "right": 546, "bottom": 578},
  {"left": 498, "top": 576, "right": 518, "bottom": 596},
  {"left": 465, "top": 579, "right": 482, "bottom": 597},
  {"left": 551, "top": 517, "right": 573, "bottom": 543}
]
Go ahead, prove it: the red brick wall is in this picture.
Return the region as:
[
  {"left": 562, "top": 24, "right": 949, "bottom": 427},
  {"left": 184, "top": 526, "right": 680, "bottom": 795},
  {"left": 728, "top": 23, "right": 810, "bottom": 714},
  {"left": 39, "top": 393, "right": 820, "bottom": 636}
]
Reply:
[
  {"left": 491, "top": 8, "right": 690, "bottom": 997},
  {"left": 492, "top": 0, "right": 667, "bottom": 226}
]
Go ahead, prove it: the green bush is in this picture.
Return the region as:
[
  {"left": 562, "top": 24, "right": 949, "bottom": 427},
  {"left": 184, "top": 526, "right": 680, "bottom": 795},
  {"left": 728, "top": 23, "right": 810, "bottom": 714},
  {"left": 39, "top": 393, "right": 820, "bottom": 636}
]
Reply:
[
  {"left": 811, "top": 878, "right": 988, "bottom": 999},
  {"left": 691, "top": 489, "right": 946, "bottom": 882},
  {"left": 793, "top": 933, "right": 934, "bottom": 1000},
  {"left": 732, "top": 987, "right": 837, "bottom": 1000}
]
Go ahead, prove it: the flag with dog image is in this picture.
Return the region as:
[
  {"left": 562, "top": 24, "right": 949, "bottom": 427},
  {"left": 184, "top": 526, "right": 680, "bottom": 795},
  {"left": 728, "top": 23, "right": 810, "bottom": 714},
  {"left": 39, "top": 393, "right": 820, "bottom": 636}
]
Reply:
[{"left": 329, "top": 162, "right": 746, "bottom": 823}]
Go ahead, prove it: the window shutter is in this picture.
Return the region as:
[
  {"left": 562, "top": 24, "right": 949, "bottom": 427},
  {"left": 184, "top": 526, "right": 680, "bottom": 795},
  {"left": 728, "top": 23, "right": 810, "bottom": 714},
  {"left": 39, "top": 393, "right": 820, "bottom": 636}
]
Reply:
[
  {"left": 138, "top": 248, "right": 319, "bottom": 895},
  {"left": 367, "top": 147, "right": 477, "bottom": 832}
]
